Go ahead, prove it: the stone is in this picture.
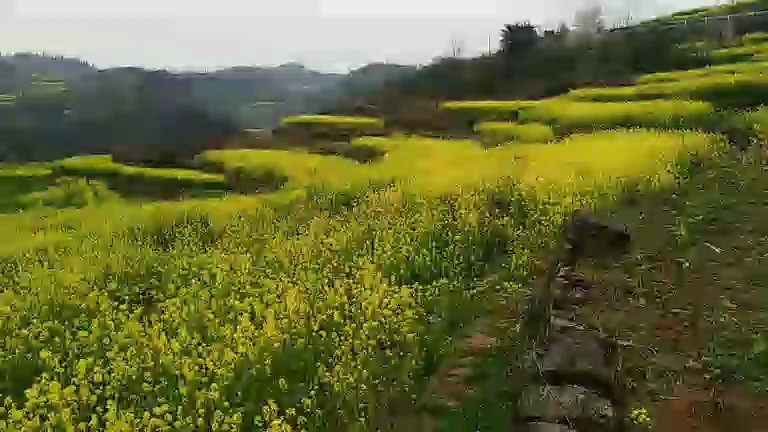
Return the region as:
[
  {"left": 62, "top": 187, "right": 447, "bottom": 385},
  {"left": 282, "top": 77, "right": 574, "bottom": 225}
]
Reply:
[
  {"left": 566, "top": 211, "right": 632, "bottom": 263},
  {"left": 553, "top": 286, "right": 589, "bottom": 310},
  {"left": 550, "top": 315, "right": 586, "bottom": 331},
  {"left": 518, "top": 422, "right": 578, "bottom": 432},
  {"left": 541, "top": 329, "right": 609, "bottom": 371},
  {"left": 518, "top": 384, "right": 615, "bottom": 422}
]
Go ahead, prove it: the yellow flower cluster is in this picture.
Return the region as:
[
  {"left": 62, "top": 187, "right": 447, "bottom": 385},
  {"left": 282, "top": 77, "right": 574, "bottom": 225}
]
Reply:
[{"left": 0, "top": 129, "right": 715, "bottom": 430}]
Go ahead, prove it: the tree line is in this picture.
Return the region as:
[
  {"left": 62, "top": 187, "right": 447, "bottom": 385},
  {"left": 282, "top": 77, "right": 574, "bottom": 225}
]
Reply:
[
  {"left": 335, "top": 4, "right": 768, "bottom": 128},
  {"left": 0, "top": 65, "right": 237, "bottom": 164}
]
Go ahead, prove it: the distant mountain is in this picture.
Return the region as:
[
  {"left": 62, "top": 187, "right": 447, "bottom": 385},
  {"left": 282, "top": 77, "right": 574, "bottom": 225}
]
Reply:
[
  {"left": 182, "top": 63, "right": 346, "bottom": 129},
  {"left": 1, "top": 53, "right": 97, "bottom": 82},
  {"left": 337, "top": 63, "right": 418, "bottom": 96},
  {"left": 0, "top": 53, "right": 415, "bottom": 131}
]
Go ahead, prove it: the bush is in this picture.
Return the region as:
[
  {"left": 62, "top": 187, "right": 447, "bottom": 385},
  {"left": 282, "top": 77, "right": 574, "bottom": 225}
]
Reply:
[
  {"left": 518, "top": 100, "right": 717, "bottom": 132},
  {"left": 51, "top": 156, "right": 230, "bottom": 194},
  {"left": 223, "top": 165, "right": 288, "bottom": 193},
  {"left": 311, "top": 141, "right": 387, "bottom": 163},
  {"left": 474, "top": 121, "right": 555, "bottom": 145},
  {"left": 439, "top": 100, "right": 541, "bottom": 122},
  {"left": 278, "top": 115, "right": 386, "bottom": 141},
  {"left": 566, "top": 74, "right": 768, "bottom": 108},
  {"left": 16, "top": 177, "right": 120, "bottom": 210}
]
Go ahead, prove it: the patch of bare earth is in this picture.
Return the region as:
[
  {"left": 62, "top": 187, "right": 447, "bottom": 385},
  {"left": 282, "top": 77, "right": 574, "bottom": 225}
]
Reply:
[{"left": 578, "top": 151, "right": 768, "bottom": 431}]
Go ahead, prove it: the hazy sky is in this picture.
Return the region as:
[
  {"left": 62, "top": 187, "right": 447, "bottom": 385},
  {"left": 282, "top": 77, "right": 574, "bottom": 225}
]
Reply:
[{"left": 0, "top": 0, "right": 715, "bottom": 72}]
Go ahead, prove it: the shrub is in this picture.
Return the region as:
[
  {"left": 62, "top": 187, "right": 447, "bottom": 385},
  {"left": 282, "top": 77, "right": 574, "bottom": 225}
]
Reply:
[
  {"left": 517, "top": 100, "right": 717, "bottom": 132},
  {"left": 474, "top": 121, "right": 555, "bottom": 145},
  {"left": 16, "top": 177, "right": 120, "bottom": 210},
  {"left": 51, "top": 155, "right": 230, "bottom": 194},
  {"left": 279, "top": 115, "right": 386, "bottom": 141},
  {"left": 312, "top": 141, "right": 388, "bottom": 163},
  {"left": 439, "top": 100, "right": 541, "bottom": 121},
  {"left": 223, "top": 165, "right": 288, "bottom": 193}
]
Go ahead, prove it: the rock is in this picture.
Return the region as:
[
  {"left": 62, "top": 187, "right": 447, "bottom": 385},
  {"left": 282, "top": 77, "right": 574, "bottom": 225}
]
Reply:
[
  {"left": 518, "top": 422, "right": 578, "bottom": 432},
  {"left": 566, "top": 211, "right": 632, "bottom": 263},
  {"left": 541, "top": 329, "right": 609, "bottom": 371},
  {"left": 553, "top": 286, "right": 589, "bottom": 310},
  {"left": 518, "top": 384, "right": 615, "bottom": 422},
  {"left": 550, "top": 315, "right": 586, "bottom": 332}
]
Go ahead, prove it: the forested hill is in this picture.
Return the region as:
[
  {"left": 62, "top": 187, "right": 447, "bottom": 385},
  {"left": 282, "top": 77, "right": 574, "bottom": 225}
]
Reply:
[
  {"left": 330, "top": 0, "right": 768, "bottom": 129},
  {"left": 0, "top": 53, "right": 415, "bottom": 163},
  {"left": 0, "top": 54, "right": 414, "bottom": 130}
]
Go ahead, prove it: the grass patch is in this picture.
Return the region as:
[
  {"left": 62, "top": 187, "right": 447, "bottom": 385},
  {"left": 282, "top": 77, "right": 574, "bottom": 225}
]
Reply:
[{"left": 474, "top": 122, "right": 556, "bottom": 145}]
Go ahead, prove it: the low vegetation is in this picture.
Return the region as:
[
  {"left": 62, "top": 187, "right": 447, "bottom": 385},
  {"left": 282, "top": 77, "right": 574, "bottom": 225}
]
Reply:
[
  {"left": 566, "top": 74, "right": 768, "bottom": 108},
  {"left": 647, "top": 0, "right": 768, "bottom": 25},
  {"left": 52, "top": 156, "right": 230, "bottom": 196},
  {"left": 439, "top": 101, "right": 540, "bottom": 121},
  {"left": 635, "top": 61, "right": 768, "bottom": 84},
  {"left": 279, "top": 115, "right": 387, "bottom": 140},
  {"left": 16, "top": 177, "right": 120, "bottom": 210},
  {"left": 710, "top": 42, "right": 768, "bottom": 64},
  {"left": 518, "top": 100, "right": 717, "bottom": 132},
  {"left": 474, "top": 121, "right": 556, "bottom": 145},
  {"left": 742, "top": 31, "right": 768, "bottom": 45}
]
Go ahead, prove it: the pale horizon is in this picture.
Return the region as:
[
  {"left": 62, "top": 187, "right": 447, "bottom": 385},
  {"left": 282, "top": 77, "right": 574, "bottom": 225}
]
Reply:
[{"left": 0, "top": 0, "right": 716, "bottom": 73}]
